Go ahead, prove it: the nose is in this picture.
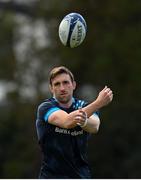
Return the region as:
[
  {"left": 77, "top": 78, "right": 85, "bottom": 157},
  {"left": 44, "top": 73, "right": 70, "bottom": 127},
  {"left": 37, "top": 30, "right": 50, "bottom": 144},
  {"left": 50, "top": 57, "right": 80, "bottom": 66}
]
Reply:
[{"left": 60, "top": 83, "right": 65, "bottom": 91}]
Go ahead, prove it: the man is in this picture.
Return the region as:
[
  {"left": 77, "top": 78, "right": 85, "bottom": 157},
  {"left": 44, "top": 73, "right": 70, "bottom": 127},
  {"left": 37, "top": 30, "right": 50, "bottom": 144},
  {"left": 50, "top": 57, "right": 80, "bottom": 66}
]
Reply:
[{"left": 36, "top": 66, "right": 113, "bottom": 178}]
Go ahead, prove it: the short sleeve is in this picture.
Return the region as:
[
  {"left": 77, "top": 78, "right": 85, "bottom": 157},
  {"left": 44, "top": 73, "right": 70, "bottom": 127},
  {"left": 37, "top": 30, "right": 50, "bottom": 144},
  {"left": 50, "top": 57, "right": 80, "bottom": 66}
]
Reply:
[{"left": 37, "top": 101, "right": 60, "bottom": 122}]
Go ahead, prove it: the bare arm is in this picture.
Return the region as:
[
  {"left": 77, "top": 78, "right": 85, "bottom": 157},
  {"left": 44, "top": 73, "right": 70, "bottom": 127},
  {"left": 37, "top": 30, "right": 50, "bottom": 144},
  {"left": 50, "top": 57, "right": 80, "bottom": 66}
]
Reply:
[
  {"left": 78, "top": 86, "right": 113, "bottom": 132},
  {"left": 48, "top": 86, "right": 113, "bottom": 129},
  {"left": 82, "top": 114, "right": 100, "bottom": 133},
  {"left": 82, "top": 86, "right": 113, "bottom": 118},
  {"left": 48, "top": 109, "right": 84, "bottom": 129}
]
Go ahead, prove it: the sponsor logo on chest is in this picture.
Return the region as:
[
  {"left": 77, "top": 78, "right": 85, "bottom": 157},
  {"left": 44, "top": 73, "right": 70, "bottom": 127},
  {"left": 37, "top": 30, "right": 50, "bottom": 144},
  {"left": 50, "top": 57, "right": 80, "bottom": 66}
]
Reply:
[{"left": 55, "top": 127, "right": 83, "bottom": 136}]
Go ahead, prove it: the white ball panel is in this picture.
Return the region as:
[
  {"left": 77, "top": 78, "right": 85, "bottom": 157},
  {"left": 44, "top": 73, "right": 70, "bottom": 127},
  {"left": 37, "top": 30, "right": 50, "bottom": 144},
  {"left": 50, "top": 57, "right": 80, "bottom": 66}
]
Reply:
[
  {"left": 59, "top": 18, "right": 70, "bottom": 46},
  {"left": 70, "top": 21, "right": 86, "bottom": 48}
]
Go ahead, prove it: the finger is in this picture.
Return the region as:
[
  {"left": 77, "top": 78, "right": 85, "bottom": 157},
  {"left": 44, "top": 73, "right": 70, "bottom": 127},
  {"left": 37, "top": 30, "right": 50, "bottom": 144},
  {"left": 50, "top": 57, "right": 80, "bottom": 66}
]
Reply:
[
  {"left": 108, "top": 91, "right": 113, "bottom": 101},
  {"left": 75, "top": 115, "right": 84, "bottom": 121},
  {"left": 110, "top": 93, "right": 113, "bottom": 101},
  {"left": 107, "top": 90, "right": 113, "bottom": 95},
  {"left": 102, "top": 86, "right": 107, "bottom": 91},
  {"left": 78, "top": 109, "right": 87, "bottom": 116},
  {"left": 78, "top": 114, "right": 86, "bottom": 120},
  {"left": 75, "top": 115, "right": 86, "bottom": 123},
  {"left": 104, "top": 88, "right": 111, "bottom": 93},
  {"left": 78, "top": 108, "right": 83, "bottom": 113},
  {"left": 80, "top": 112, "right": 87, "bottom": 120},
  {"left": 79, "top": 110, "right": 86, "bottom": 115},
  {"left": 75, "top": 115, "right": 81, "bottom": 120}
]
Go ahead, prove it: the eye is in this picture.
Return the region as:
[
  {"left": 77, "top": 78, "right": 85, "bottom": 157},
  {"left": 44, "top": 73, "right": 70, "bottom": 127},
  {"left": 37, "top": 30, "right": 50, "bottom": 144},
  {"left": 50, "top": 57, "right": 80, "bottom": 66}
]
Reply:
[
  {"left": 63, "top": 81, "right": 69, "bottom": 84},
  {"left": 54, "top": 82, "right": 60, "bottom": 86}
]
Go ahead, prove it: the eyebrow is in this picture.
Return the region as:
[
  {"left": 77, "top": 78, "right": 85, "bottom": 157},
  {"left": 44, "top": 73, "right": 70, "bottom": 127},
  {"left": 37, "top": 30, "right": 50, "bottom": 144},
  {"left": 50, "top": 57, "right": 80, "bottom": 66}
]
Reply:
[
  {"left": 53, "top": 80, "right": 70, "bottom": 86},
  {"left": 54, "top": 82, "right": 60, "bottom": 86}
]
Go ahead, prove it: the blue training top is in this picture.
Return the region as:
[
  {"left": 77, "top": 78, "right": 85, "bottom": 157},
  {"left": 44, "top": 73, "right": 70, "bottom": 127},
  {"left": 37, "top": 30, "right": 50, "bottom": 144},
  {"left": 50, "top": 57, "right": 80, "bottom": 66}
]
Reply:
[{"left": 36, "top": 97, "right": 98, "bottom": 179}]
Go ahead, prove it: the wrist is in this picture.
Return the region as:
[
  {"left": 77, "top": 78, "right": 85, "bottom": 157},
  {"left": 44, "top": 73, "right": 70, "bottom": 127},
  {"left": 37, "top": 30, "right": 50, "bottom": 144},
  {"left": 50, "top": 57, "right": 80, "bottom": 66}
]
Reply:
[
  {"left": 93, "top": 99, "right": 102, "bottom": 110},
  {"left": 77, "top": 111, "right": 88, "bottom": 128},
  {"left": 79, "top": 117, "right": 88, "bottom": 127}
]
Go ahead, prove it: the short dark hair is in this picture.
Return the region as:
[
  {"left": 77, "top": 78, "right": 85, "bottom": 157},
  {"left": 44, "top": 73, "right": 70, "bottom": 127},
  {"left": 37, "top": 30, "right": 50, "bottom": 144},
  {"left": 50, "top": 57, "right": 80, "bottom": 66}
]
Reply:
[{"left": 49, "top": 66, "right": 75, "bottom": 85}]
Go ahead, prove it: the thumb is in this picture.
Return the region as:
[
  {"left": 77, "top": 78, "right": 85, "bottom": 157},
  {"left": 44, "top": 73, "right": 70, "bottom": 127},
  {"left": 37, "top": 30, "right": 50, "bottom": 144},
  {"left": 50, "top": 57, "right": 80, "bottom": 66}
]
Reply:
[{"left": 102, "top": 85, "right": 107, "bottom": 92}]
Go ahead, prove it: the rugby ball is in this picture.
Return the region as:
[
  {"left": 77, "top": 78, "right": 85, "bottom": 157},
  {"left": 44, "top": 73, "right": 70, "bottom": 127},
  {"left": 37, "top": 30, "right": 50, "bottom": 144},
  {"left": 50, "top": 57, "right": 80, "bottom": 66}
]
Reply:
[{"left": 59, "top": 13, "right": 87, "bottom": 48}]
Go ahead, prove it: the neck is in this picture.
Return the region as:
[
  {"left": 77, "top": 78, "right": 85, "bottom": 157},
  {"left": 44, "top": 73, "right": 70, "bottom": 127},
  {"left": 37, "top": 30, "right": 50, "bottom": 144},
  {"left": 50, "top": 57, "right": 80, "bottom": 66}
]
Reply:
[
  {"left": 53, "top": 97, "right": 74, "bottom": 108},
  {"left": 59, "top": 101, "right": 72, "bottom": 108}
]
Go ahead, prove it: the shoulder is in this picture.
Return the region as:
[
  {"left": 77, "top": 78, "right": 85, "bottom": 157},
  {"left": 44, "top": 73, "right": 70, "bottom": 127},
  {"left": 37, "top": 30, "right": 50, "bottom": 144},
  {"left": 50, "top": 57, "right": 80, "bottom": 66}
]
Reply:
[
  {"left": 73, "top": 98, "right": 88, "bottom": 109},
  {"left": 37, "top": 98, "right": 60, "bottom": 120},
  {"left": 37, "top": 98, "right": 57, "bottom": 112}
]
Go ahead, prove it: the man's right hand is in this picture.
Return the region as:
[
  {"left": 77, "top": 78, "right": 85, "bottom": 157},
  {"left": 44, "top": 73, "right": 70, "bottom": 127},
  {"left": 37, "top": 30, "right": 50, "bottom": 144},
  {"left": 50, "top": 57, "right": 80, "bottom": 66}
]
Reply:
[{"left": 95, "top": 86, "right": 113, "bottom": 109}]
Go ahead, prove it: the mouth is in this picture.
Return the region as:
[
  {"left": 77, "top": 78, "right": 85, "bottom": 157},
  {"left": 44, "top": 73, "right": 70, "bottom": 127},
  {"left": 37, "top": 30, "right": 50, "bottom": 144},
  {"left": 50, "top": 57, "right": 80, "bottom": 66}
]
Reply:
[
  {"left": 60, "top": 92, "right": 68, "bottom": 96},
  {"left": 60, "top": 93, "right": 67, "bottom": 96}
]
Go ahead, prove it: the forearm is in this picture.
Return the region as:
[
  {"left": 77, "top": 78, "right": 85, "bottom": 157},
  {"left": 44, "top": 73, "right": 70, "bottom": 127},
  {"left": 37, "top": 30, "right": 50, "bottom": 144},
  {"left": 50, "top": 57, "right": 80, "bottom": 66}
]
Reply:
[
  {"left": 82, "top": 100, "right": 100, "bottom": 118},
  {"left": 81, "top": 115, "right": 100, "bottom": 133},
  {"left": 82, "top": 88, "right": 113, "bottom": 117},
  {"left": 48, "top": 109, "right": 80, "bottom": 129},
  {"left": 78, "top": 87, "right": 113, "bottom": 131},
  {"left": 63, "top": 111, "right": 79, "bottom": 128}
]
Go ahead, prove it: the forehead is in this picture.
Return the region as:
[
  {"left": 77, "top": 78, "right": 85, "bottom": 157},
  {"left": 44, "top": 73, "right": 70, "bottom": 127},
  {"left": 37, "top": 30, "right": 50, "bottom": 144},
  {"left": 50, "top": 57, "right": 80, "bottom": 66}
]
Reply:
[{"left": 51, "top": 73, "right": 72, "bottom": 83}]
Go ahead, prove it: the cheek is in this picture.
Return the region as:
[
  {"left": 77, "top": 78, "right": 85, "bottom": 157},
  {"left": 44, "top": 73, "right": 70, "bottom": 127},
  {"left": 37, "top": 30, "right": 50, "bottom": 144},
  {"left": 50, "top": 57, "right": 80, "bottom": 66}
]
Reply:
[
  {"left": 53, "top": 88, "right": 58, "bottom": 93},
  {"left": 68, "top": 85, "right": 75, "bottom": 91},
  {"left": 51, "top": 87, "right": 57, "bottom": 94}
]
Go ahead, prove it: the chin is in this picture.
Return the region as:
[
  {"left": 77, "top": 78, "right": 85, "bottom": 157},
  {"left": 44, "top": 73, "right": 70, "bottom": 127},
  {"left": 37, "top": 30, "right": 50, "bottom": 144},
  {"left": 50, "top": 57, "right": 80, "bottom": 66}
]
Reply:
[
  {"left": 59, "top": 97, "right": 70, "bottom": 104},
  {"left": 60, "top": 99, "right": 69, "bottom": 104}
]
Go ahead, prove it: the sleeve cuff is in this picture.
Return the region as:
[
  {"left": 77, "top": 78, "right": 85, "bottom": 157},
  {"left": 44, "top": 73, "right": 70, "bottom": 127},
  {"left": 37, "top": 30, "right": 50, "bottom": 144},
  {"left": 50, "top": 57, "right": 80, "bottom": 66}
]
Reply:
[{"left": 44, "top": 107, "right": 60, "bottom": 122}]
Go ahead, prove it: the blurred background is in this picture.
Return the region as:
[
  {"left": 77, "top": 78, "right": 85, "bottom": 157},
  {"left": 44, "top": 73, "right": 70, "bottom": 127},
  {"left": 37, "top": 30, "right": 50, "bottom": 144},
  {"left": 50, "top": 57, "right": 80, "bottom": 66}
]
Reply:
[{"left": 0, "top": 0, "right": 141, "bottom": 178}]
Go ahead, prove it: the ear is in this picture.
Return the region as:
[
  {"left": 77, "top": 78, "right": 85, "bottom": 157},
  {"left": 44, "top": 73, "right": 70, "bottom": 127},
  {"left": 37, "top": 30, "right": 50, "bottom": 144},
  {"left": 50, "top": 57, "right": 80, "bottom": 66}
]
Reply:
[
  {"left": 49, "top": 84, "right": 53, "bottom": 94},
  {"left": 73, "top": 81, "right": 76, "bottom": 90}
]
